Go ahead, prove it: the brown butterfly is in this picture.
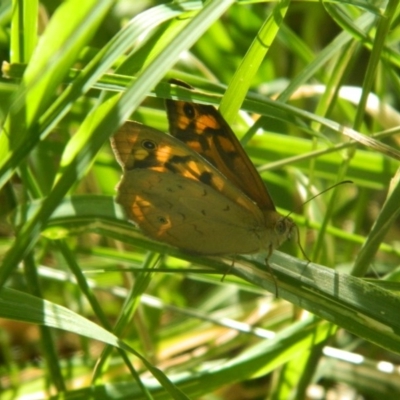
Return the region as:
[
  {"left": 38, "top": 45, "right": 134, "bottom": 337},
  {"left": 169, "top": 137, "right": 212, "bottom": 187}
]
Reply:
[{"left": 110, "top": 81, "right": 294, "bottom": 257}]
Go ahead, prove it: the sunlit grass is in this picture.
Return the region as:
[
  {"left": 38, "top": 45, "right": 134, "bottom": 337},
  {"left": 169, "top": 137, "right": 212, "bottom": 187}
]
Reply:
[{"left": 0, "top": 1, "right": 400, "bottom": 399}]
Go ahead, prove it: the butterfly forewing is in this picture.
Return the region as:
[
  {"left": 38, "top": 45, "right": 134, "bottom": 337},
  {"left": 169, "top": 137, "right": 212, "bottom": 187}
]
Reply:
[{"left": 166, "top": 90, "right": 276, "bottom": 211}]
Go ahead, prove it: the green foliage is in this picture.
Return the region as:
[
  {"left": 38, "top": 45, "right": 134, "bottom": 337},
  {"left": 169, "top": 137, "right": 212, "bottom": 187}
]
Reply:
[{"left": 1, "top": 0, "right": 400, "bottom": 399}]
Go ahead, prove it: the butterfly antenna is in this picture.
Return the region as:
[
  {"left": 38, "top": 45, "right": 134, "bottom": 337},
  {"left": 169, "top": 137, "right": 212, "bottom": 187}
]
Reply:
[
  {"left": 285, "top": 180, "right": 353, "bottom": 220},
  {"left": 303, "top": 180, "right": 353, "bottom": 208}
]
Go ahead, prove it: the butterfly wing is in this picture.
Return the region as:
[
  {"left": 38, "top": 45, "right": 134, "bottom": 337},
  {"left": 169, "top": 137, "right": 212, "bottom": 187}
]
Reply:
[
  {"left": 166, "top": 82, "right": 276, "bottom": 211},
  {"left": 111, "top": 121, "right": 261, "bottom": 213},
  {"left": 115, "top": 169, "right": 269, "bottom": 255},
  {"left": 111, "top": 114, "right": 294, "bottom": 255}
]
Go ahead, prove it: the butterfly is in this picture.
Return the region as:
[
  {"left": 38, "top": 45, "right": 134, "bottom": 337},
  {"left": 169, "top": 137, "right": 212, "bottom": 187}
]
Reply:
[{"left": 110, "top": 80, "right": 295, "bottom": 258}]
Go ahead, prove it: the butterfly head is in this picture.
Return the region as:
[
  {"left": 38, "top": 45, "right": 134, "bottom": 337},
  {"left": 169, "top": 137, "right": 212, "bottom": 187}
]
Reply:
[
  {"left": 274, "top": 215, "right": 295, "bottom": 248},
  {"left": 260, "top": 210, "right": 296, "bottom": 253}
]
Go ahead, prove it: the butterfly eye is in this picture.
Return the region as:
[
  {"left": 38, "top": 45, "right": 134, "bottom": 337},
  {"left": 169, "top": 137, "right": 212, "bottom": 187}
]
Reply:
[
  {"left": 183, "top": 103, "right": 195, "bottom": 119},
  {"left": 275, "top": 219, "right": 287, "bottom": 235},
  {"left": 141, "top": 139, "right": 157, "bottom": 150},
  {"left": 157, "top": 216, "right": 168, "bottom": 225}
]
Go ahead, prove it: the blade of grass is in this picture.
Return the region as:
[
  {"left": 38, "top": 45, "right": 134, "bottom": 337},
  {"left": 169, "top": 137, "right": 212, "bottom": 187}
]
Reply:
[
  {"left": 220, "top": 0, "right": 290, "bottom": 123},
  {"left": 352, "top": 168, "right": 400, "bottom": 276},
  {"left": 0, "top": 0, "right": 114, "bottom": 188},
  {"left": 10, "top": 0, "right": 38, "bottom": 63},
  {"left": 353, "top": 0, "right": 398, "bottom": 131},
  {"left": 0, "top": 286, "right": 190, "bottom": 400}
]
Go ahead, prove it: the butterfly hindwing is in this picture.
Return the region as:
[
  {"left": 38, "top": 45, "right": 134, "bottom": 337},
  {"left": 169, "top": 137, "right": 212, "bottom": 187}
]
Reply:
[{"left": 116, "top": 169, "right": 270, "bottom": 254}]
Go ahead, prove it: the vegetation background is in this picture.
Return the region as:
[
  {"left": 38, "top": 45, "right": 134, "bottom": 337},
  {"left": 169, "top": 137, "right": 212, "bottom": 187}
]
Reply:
[{"left": 0, "top": 0, "right": 400, "bottom": 399}]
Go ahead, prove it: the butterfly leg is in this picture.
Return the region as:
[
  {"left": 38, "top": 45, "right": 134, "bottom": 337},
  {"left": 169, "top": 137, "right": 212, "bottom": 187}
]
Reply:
[
  {"left": 265, "top": 248, "right": 279, "bottom": 297},
  {"left": 294, "top": 224, "right": 311, "bottom": 262},
  {"left": 220, "top": 257, "right": 236, "bottom": 282}
]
